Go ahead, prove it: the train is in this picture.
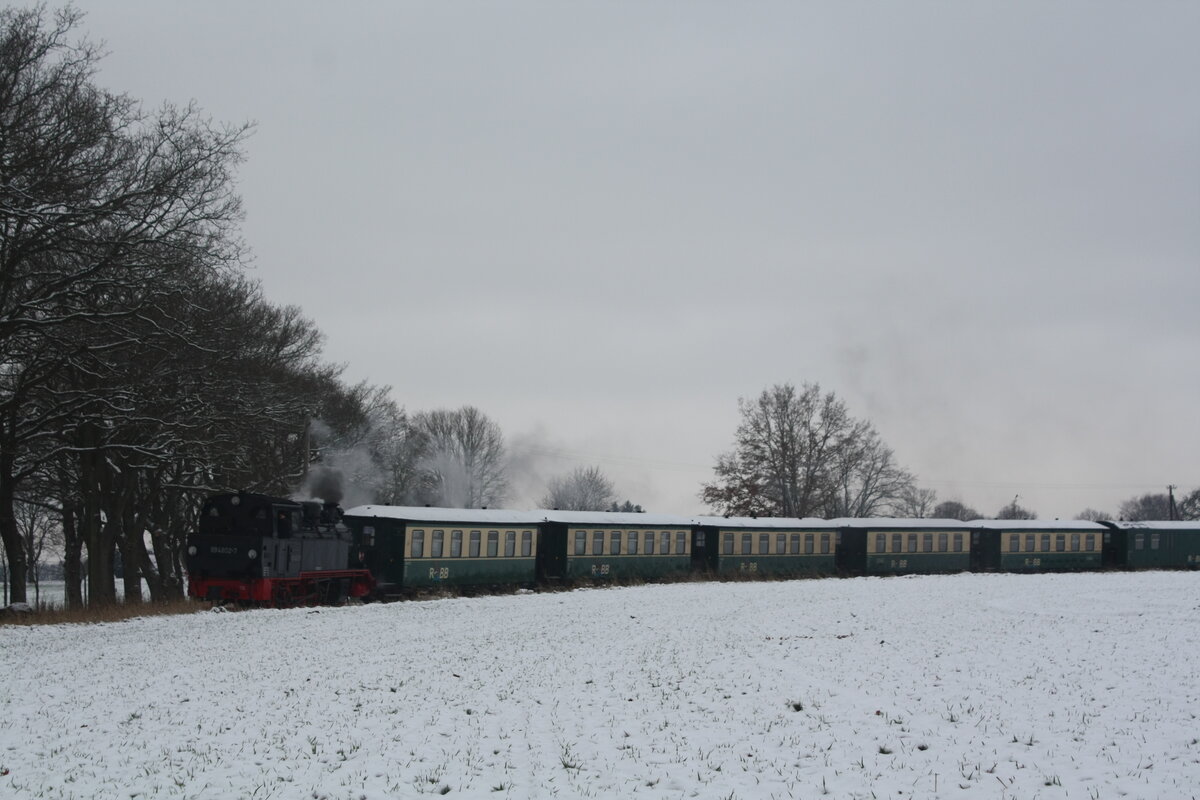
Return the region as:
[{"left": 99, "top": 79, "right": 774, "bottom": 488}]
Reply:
[{"left": 184, "top": 491, "right": 1200, "bottom": 605}]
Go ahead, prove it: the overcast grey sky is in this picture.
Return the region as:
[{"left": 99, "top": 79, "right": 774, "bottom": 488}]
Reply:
[{"left": 80, "top": 1, "right": 1198, "bottom": 517}]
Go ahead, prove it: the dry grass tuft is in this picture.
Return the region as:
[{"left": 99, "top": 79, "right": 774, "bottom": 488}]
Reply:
[{"left": 0, "top": 598, "right": 205, "bottom": 627}]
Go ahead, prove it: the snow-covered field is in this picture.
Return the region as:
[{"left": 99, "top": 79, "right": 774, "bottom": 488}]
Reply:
[{"left": 2, "top": 572, "right": 1198, "bottom": 800}]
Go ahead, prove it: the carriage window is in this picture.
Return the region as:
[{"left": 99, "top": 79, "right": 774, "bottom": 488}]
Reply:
[
  {"left": 776, "top": 534, "right": 786, "bottom": 554},
  {"left": 646, "top": 531, "right": 656, "bottom": 555},
  {"left": 592, "top": 530, "right": 605, "bottom": 555},
  {"left": 938, "top": 533, "right": 948, "bottom": 552},
  {"left": 411, "top": 530, "right": 425, "bottom": 558},
  {"left": 907, "top": 534, "right": 917, "bottom": 553},
  {"left": 610, "top": 530, "right": 622, "bottom": 555},
  {"left": 1025, "top": 534, "right": 1036, "bottom": 552},
  {"left": 1085, "top": 533, "right": 1096, "bottom": 551},
  {"left": 891, "top": 533, "right": 902, "bottom": 553},
  {"left": 1151, "top": 533, "right": 1161, "bottom": 550},
  {"left": 1070, "top": 533, "right": 1080, "bottom": 552},
  {"left": 741, "top": 534, "right": 752, "bottom": 555},
  {"left": 505, "top": 530, "right": 516, "bottom": 557},
  {"left": 627, "top": 530, "right": 638, "bottom": 554},
  {"left": 522, "top": 530, "right": 533, "bottom": 557},
  {"left": 362, "top": 526, "right": 376, "bottom": 548},
  {"left": 721, "top": 532, "right": 732, "bottom": 555},
  {"left": 574, "top": 530, "right": 586, "bottom": 555},
  {"left": 805, "top": 534, "right": 815, "bottom": 554},
  {"left": 676, "top": 531, "right": 687, "bottom": 554},
  {"left": 1055, "top": 534, "right": 1065, "bottom": 552},
  {"left": 790, "top": 534, "right": 800, "bottom": 554},
  {"left": 469, "top": 530, "right": 480, "bottom": 558},
  {"left": 432, "top": 529, "right": 444, "bottom": 558},
  {"left": 821, "top": 534, "right": 831, "bottom": 554},
  {"left": 451, "top": 530, "right": 463, "bottom": 558},
  {"left": 759, "top": 534, "right": 770, "bottom": 554},
  {"left": 1041, "top": 534, "right": 1051, "bottom": 552},
  {"left": 661, "top": 531, "right": 672, "bottom": 553},
  {"left": 953, "top": 533, "right": 963, "bottom": 552},
  {"left": 487, "top": 530, "right": 498, "bottom": 557},
  {"left": 1134, "top": 533, "right": 1144, "bottom": 550},
  {"left": 920, "top": 533, "right": 932, "bottom": 553},
  {"left": 1010, "top": 534, "right": 1021, "bottom": 552},
  {"left": 876, "top": 533, "right": 887, "bottom": 553}
]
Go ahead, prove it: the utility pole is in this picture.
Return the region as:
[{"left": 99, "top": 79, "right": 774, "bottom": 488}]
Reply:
[{"left": 1168, "top": 485, "right": 1178, "bottom": 521}]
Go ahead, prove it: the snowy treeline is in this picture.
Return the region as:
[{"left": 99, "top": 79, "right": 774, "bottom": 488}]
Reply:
[{"left": 0, "top": 9, "right": 518, "bottom": 607}]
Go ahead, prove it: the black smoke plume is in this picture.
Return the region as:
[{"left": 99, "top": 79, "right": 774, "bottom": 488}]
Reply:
[{"left": 304, "top": 466, "right": 344, "bottom": 505}]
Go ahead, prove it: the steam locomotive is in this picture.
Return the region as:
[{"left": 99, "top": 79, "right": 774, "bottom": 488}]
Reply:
[
  {"left": 185, "top": 491, "right": 1200, "bottom": 607},
  {"left": 185, "top": 492, "right": 374, "bottom": 605}
]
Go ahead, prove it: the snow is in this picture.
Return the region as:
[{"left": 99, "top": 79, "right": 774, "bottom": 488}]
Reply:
[
  {"left": 971, "top": 520, "right": 1108, "bottom": 531},
  {"left": 345, "top": 506, "right": 545, "bottom": 525},
  {"left": 2, "top": 571, "right": 1198, "bottom": 799},
  {"left": 693, "top": 516, "right": 837, "bottom": 529},
  {"left": 829, "top": 518, "right": 977, "bottom": 529},
  {"left": 539, "top": 509, "right": 694, "bottom": 527},
  {"left": 1107, "top": 521, "right": 1200, "bottom": 532}
]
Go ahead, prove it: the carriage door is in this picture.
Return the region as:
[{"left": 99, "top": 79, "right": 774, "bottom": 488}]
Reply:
[
  {"left": 536, "top": 524, "right": 567, "bottom": 581},
  {"left": 691, "top": 529, "right": 713, "bottom": 573}
]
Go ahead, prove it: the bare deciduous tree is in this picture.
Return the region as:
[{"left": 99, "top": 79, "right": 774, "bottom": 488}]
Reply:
[
  {"left": 701, "top": 382, "right": 916, "bottom": 519},
  {"left": 894, "top": 486, "right": 938, "bottom": 519},
  {"left": 996, "top": 498, "right": 1037, "bottom": 520},
  {"left": 931, "top": 500, "right": 981, "bottom": 521},
  {"left": 824, "top": 424, "right": 915, "bottom": 518},
  {"left": 15, "top": 498, "right": 61, "bottom": 605},
  {"left": 1178, "top": 489, "right": 1200, "bottom": 521},
  {"left": 409, "top": 407, "right": 508, "bottom": 508},
  {"left": 1117, "top": 492, "right": 1173, "bottom": 521},
  {"left": 542, "top": 466, "right": 616, "bottom": 511}
]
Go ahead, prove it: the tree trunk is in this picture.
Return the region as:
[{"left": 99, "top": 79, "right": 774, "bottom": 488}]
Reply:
[
  {"left": 128, "top": 504, "right": 163, "bottom": 602},
  {"left": 116, "top": 533, "right": 143, "bottom": 603},
  {"left": 61, "top": 500, "right": 84, "bottom": 608},
  {"left": 0, "top": 448, "right": 29, "bottom": 605},
  {"left": 79, "top": 437, "right": 116, "bottom": 606},
  {"left": 83, "top": 511, "right": 116, "bottom": 606},
  {"left": 111, "top": 487, "right": 142, "bottom": 604}
]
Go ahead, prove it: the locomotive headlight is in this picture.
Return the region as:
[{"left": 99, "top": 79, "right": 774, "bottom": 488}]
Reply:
[
  {"left": 248, "top": 549, "right": 258, "bottom": 560},
  {"left": 187, "top": 545, "right": 197, "bottom": 556}
]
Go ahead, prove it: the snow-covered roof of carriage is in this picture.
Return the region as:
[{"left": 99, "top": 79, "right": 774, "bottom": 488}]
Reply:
[
  {"left": 970, "top": 519, "right": 1107, "bottom": 531},
  {"left": 829, "top": 518, "right": 978, "bottom": 529},
  {"left": 538, "top": 509, "right": 695, "bottom": 527},
  {"left": 692, "top": 516, "right": 838, "bottom": 529},
  {"left": 1102, "top": 520, "right": 1200, "bottom": 531},
  {"left": 341, "top": 506, "right": 696, "bottom": 527},
  {"left": 342, "top": 506, "right": 545, "bottom": 525}
]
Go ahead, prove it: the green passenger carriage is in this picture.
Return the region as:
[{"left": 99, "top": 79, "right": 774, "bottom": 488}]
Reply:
[
  {"left": 974, "top": 520, "right": 1106, "bottom": 572},
  {"left": 1100, "top": 521, "right": 1200, "bottom": 569},
  {"left": 342, "top": 506, "right": 542, "bottom": 594},
  {"left": 837, "top": 519, "right": 974, "bottom": 575},
  {"left": 538, "top": 510, "right": 695, "bottom": 581},
  {"left": 695, "top": 517, "right": 839, "bottom": 577}
]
